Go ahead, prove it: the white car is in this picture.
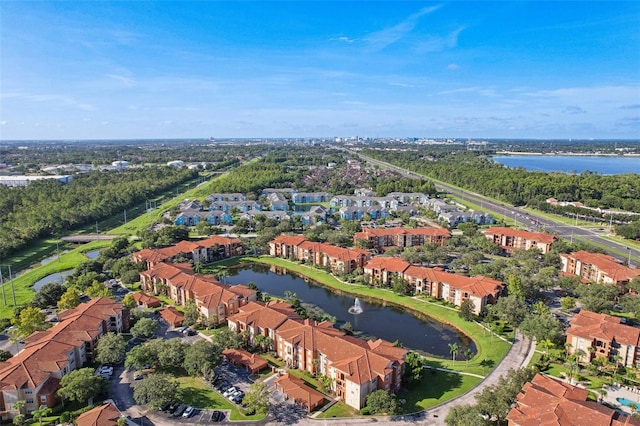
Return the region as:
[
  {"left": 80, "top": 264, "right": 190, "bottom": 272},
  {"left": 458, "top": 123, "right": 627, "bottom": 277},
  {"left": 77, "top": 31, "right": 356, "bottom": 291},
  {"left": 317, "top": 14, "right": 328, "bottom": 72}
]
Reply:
[
  {"left": 182, "top": 406, "right": 195, "bottom": 418},
  {"left": 97, "top": 366, "right": 113, "bottom": 376},
  {"left": 222, "top": 387, "right": 237, "bottom": 397}
]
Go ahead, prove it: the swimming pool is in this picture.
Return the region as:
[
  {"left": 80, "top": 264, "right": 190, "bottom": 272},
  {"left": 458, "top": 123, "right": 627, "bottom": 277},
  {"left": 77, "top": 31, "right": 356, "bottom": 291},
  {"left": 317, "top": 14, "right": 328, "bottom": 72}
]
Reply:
[{"left": 616, "top": 397, "right": 638, "bottom": 407}]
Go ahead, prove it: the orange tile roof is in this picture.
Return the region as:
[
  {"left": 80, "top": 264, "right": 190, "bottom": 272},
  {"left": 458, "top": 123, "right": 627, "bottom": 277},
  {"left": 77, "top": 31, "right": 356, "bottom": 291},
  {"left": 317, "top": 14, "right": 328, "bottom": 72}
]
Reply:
[
  {"left": 507, "top": 374, "right": 640, "bottom": 426},
  {"left": 364, "top": 257, "right": 411, "bottom": 273},
  {"left": 76, "top": 402, "right": 121, "bottom": 426},
  {"left": 484, "top": 227, "right": 557, "bottom": 244},
  {"left": 132, "top": 292, "right": 161, "bottom": 307},
  {"left": 403, "top": 265, "right": 504, "bottom": 298},
  {"left": 222, "top": 348, "right": 268, "bottom": 373},
  {"left": 0, "top": 297, "right": 123, "bottom": 391},
  {"left": 274, "top": 374, "right": 325, "bottom": 411},
  {"left": 160, "top": 306, "right": 184, "bottom": 326},
  {"left": 271, "top": 235, "right": 308, "bottom": 246},
  {"left": 562, "top": 251, "right": 640, "bottom": 282},
  {"left": 355, "top": 226, "right": 451, "bottom": 239},
  {"left": 567, "top": 310, "right": 640, "bottom": 347}
]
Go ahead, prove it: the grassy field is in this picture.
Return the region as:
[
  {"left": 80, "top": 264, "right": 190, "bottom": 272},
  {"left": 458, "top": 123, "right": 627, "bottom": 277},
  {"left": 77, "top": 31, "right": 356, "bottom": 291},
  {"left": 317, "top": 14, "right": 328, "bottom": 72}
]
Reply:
[
  {"left": 401, "top": 369, "right": 482, "bottom": 412},
  {"left": 0, "top": 239, "right": 112, "bottom": 318},
  {"left": 240, "top": 256, "right": 511, "bottom": 377},
  {"left": 316, "top": 402, "right": 359, "bottom": 418}
]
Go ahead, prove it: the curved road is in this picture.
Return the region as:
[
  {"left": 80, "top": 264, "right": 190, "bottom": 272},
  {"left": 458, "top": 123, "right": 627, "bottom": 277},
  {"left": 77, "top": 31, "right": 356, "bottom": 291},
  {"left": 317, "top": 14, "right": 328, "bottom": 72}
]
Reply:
[{"left": 351, "top": 150, "right": 640, "bottom": 266}]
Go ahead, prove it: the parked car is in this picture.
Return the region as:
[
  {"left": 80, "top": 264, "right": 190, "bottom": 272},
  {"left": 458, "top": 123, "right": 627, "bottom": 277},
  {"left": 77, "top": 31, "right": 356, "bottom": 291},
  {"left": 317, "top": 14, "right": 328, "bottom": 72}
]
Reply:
[
  {"left": 160, "top": 401, "right": 173, "bottom": 412},
  {"left": 97, "top": 366, "right": 113, "bottom": 376},
  {"left": 182, "top": 406, "right": 195, "bottom": 418},
  {"left": 134, "top": 373, "right": 146, "bottom": 380},
  {"left": 223, "top": 386, "right": 237, "bottom": 397},
  {"left": 172, "top": 404, "right": 187, "bottom": 417},
  {"left": 167, "top": 402, "right": 181, "bottom": 413},
  {"left": 210, "top": 411, "right": 223, "bottom": 422}
]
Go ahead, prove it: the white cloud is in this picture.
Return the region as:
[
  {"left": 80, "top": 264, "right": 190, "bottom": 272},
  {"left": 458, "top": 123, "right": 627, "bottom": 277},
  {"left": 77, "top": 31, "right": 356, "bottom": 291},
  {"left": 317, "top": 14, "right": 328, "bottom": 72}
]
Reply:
[
  {"left": 0, "top": 121, "right": 7, "bottom": 126},
  {"left": 447, "top": 63, "right": 460, "bottom": 70},
  {"left": 364, "top": 5, "right": 441, "bottom": 51},
  {"left": 330, "top": 36, "right": 355, "bottom": 44},
  {"left": 414, "top": 26, "right": 465, "bottom": 54}
]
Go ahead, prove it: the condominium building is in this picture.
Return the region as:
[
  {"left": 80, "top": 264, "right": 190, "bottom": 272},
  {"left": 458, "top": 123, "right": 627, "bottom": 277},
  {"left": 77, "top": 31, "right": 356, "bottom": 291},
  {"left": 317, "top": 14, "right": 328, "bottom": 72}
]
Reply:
[
  {"left": 561, "top": 251, "right": 640, "bottom": 289},
  {"left": 483, "top": 227, "right": 557, "bottom": 254}
]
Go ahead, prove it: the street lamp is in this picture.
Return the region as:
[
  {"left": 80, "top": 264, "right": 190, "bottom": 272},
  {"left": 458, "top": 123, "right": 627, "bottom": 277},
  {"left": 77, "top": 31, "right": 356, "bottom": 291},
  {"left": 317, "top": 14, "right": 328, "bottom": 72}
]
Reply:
[
  {"left": 628, "top": 247, "right": 633, "bottom": 268},
  {"left": 0, "top": 265, "right": 17, "bottom": 306}
]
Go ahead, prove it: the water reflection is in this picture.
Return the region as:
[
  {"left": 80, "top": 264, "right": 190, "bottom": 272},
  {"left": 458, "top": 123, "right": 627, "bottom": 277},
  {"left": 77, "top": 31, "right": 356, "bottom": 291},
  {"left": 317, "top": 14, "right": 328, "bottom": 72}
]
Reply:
[{"left": 225, "top": 263, "right": 475, "bottom": 358}]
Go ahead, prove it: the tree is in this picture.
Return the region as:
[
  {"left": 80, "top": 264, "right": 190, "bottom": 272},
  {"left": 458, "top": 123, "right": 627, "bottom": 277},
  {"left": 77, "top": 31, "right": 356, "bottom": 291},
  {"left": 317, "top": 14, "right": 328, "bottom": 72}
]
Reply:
[
  {"left": 57, "top": 287, "right": 81, "bottom": 310},
  {"left": 449, "top": 343, "right": 459, "bottom": 367},
  {"left": 560, "top": 296, "right": 576, "bottom": 310},
  {"left": 183, "top": 339, "right": 221, "bottom": 378},
  {"left": 58, "top": 368, "right": 106, "bottom": 405},
  {"left": 445, "top": 404, "right": 487, "bottom": 426},
  {"left": 391, "top": 276, "right": 412, "bottom": 296},
  {"left": 183, "top": 300, "right": 199, "bottom": 327},
  {"left": 242, "top": 382, "right": 270, "bottom": 415},
  {"left": 13, "top": 401, "right": 25, "bottom": 426},
  {"left": 540, "top": 338, "right": 555, "bottom": 355},
  {"left": 95, "top": 332, "right": 127, "bottom": 365},
  {"left": 211, "top": 328, "right": 242, "bottom": 349},
  {"left": 0, "top": 350, "right": 12, "bottom": 361},
  {"left": 14, "top": 306, "right": 47, "bottom": 338},
  {"left": 403, "top": 352, "right": 425, "bottom": 384},
  {"left": 121, "top": 293, "right": 136, "bottom": 310},
  {"left": 519, "top": 313, "right": 563, "bottom": 343},
  {"left": 125, "top": 344, "right": 157, "bottom": 371},
  {"left": 31, "top": 283, "right": 66, "bottom": 308},
  {"left": 156, "top": 338, "right": 188, "bottom": 369},
  {"left": 365, "top": 390, "right": 399, "bottom": 415},
  {"left": 32, "top": 405, "right": 52, "bottom": 426},
  {"left": 489, "top": 295, "right": 529, "bottom": 328},
  {"left": 507, "top": 274, "right": 524, "bottom": 298},
  {"left": 458, "top": 299, "right": 476, "bottom": 321},
  {"left": 253, "top": 334, "right": 273, "bottom": 353},
  {"left": 86, "top": 281, "right": 110, "bottom": 298},
  {"left": 464, "top": 348, "right": 474, "bottom": 368},
  {"left": 132, "top": 373, "right": 179, "bottom": 409},
  {"left": 131, "top": 318, "right": 160, "bottom": 340},
  {"left": 474, "top": 367, "right": 536, "bottom": 424}
]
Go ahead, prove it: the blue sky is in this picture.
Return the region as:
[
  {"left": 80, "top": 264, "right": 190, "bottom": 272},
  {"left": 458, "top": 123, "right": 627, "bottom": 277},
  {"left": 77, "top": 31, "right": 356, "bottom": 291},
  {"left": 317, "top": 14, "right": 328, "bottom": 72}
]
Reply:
[{"left": 1, "top": 1, "right": 639, "bottom": 140}]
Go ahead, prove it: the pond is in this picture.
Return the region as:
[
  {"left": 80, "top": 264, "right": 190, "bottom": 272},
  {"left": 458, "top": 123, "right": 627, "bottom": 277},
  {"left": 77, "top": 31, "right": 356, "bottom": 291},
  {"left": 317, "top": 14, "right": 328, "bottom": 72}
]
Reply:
[
  {"left": 225, "top": 263, "right": 475, "bottom": 358},
  {"left": 84, "top": 249, "right": 101, "bottom": 259},
  {"left": 32, "top": 270, "right": 74, "bottom": 291}
]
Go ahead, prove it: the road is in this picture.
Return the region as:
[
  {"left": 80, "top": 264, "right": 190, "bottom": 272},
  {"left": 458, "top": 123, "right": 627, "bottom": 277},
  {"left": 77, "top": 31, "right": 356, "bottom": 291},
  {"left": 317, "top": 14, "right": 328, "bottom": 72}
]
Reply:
[{"left": 351, "top": 150, "right": 640, "bottom": 266}]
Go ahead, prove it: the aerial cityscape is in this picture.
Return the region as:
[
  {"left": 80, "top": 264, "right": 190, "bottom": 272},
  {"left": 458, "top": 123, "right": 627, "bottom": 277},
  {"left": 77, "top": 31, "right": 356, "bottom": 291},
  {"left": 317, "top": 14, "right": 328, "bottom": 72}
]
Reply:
[{"left": 1, "top": 1, "right": 640, "bottom": 426}]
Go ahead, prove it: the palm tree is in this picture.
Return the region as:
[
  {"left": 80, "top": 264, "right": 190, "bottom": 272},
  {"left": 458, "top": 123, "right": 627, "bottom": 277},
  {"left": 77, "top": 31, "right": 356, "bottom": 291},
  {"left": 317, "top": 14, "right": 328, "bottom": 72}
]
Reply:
[
  {"left": 565, "top": 354, "right": 581, "bottom": 384},
  {"left": 540, "top": 339, "right": 555, "bottom": 356},
  {"left": 449, "top": 343, "right": 459, "bottom": 368},
  {"left": 464, "top": 348, "right": 473, "bottom": 368},
  {"left": 32, "top": 405, "right": 51, "bottom": 426}
]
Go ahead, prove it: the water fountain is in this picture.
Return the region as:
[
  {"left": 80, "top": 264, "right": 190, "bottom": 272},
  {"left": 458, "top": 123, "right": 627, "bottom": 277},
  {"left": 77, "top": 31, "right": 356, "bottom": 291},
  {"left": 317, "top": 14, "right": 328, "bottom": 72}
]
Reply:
[{"left": 348, "top": 297, "right": 363, "bottom": 315}]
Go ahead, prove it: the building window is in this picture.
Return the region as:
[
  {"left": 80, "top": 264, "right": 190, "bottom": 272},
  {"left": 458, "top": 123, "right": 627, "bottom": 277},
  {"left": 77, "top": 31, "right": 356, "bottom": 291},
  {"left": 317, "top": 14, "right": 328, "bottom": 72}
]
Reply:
[
  {"left": 24, "top": 390, "right": 32, "bottom": 394},
  {"left": 26, "top": 399, "right": 34, "bottom": 404}
]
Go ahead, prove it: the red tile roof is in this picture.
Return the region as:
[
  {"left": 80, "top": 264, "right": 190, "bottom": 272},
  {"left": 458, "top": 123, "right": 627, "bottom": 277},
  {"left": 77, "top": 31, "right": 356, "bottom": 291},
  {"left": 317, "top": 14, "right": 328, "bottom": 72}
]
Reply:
[
  {"left": 364, "top": 257, "right": 411, "bottom": 273},
  {"left": 507, "top": 374, "right": 640, "bottom": 426},
  {"left": 403, "top": 265, "right": 504, "bottom": 298},
  {"left": 484, "top": 227, "right": 557, "bottom": 244},
  {"left": 274, "top": 374, "right": 325, "bottom": 411},
  {"left": 562, "top": 251, "right": 640, "bottom": 282},
  {"left": 271, "top": 235, "right": 308, "bottom": 247},
  {"left": 76, "top": 402, "right": 121, "bottom": 426},
  {"left": 160, "top": 306, "right": 184, "bottom": 327},
  {"left": 132, "top": 292, "right": 161, "bottom": 307},
  {"left": 355, "top": 226, "right": 451, "bottom": 239},
  {"left": 222, "top": 348, "right": 268, "bottom": 373},
  {"left": 567, "top": 310, "right": 640, "bottom": 347}
]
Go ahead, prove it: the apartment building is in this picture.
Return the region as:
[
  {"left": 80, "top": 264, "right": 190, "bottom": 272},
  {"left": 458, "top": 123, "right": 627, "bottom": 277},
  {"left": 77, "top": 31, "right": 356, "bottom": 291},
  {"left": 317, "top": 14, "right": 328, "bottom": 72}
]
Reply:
[
  {"left": 483, "top": 227, "right": 557, "bottom": 254},
  {"left": 0, "top": 298, "right": 126, "bottom": 418},
  {"left": 269, "top": 236, "right": 370, "bottom": 275},
  {"left": 132, "top": 236, "right": 243, "bottom": 268},
  {"left": 353, "top": 226, "right": 451, "bottom": 250},
  {"left": 507, "top": 373, "right": 640, "bottom": 425},
  {"left": 227, "top": 302, "right": 407, "bottom": 411},
  {"left": 561, "top": 251, "right": 640, "bottom": 289},
  {"left": 566, "top": 310, "right": 640, "bottom": 368},
  {"left": 363, "top": 258, "right": 503, "bottom": 315},
  {"left": 139, "top": 261, "right": 256, "bottom": 324}
]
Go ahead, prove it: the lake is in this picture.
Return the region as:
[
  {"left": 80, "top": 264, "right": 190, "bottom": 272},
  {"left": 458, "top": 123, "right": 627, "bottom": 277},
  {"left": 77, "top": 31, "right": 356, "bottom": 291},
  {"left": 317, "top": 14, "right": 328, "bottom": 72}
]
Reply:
[
  {"left": 32, "top": 270, "right": 74, "bottom": 291},
  {"left": 224, "top": 263, "right": 475, "bottom": 358},
  {"left": 493, "top": 155, "right": 639, "bottom": 175}
]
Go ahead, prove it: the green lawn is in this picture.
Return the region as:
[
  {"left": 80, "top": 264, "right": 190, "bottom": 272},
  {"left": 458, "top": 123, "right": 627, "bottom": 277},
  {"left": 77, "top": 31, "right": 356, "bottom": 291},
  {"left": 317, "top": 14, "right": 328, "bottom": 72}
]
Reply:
[
  {"left": 400, "top": 370, "right": 482, "bottom": 412},
  {"left": 174, "top": 376, "right": 265, "bottom": 421},
  {"left": 315, "top": 402, "right": 359, "bottom": 418},
  {"left": 242, "top": 256, "right": 511, "bottom": 377}
]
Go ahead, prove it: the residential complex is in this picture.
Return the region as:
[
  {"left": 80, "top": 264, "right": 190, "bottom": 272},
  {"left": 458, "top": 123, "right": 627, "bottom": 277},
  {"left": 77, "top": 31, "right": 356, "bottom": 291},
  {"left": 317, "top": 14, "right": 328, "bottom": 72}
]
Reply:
[
  {"left": 0, "top": 298, "right": 127, "bottom": 419},
  {"left": 132, "top": 235, "right": 243, "bottom": 267},
  {"left": 269, "top": 235, "right": 370, "bottom": 274},
  {"left": 363, "top": 257, "right": 503, "bottom": 314},
  {"left": 353, "top": 226, "right": 451, "bottom": 250},
  {"left": 507, "top": 373, "right": 640, "bottom": 425},
  {"left": 138, "top": 261, "right": 256, "bottom": 325},
  {"left": 483, "top": 227, "right": 557, "bottom": 254},
  {"left": 76, "top": 402, "right": 122, "bottom": 426},
  {"left": 566, "top": 310, "right": 640, "bottom": 368},
  {"left": 561, "top": 251, "right": 640, "bottom": 289},
  {"left": 226, "top": 301, "right": 407, "bottom": 410}
]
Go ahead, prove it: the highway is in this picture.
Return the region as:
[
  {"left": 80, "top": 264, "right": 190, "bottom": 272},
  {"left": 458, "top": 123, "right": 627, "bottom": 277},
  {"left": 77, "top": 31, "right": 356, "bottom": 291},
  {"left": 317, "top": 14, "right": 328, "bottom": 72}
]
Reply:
[{"left": 348, "top": 149, "right": 640, "bottom": 266}]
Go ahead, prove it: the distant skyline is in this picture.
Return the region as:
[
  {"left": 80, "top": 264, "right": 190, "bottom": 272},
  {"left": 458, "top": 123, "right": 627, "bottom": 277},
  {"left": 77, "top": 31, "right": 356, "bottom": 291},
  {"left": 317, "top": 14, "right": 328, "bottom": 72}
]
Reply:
[{"left": 1, "top": 1, "right": 639, "bottom": 140}]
